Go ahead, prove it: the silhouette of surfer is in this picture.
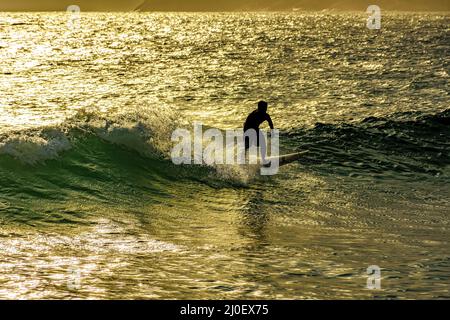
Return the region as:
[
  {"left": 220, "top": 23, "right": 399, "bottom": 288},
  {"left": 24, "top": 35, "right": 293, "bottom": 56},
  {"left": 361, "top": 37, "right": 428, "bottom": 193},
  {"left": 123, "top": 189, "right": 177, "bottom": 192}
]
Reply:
[{"left": 244, "top": 101, "right": 274, "bottom": 164}]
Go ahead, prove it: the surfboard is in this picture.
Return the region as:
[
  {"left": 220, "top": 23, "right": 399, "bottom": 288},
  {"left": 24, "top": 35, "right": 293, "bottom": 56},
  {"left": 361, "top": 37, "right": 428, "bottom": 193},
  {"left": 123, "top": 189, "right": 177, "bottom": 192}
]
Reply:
[{"left": 262, "top": 151, "right": 309, "bottom": 168}]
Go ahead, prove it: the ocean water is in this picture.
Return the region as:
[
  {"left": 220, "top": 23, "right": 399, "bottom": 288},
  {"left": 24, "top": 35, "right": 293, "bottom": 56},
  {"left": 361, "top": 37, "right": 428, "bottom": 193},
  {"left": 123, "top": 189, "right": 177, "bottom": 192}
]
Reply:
[{"left": 0, "top": 12, "right": 449, "bottom": 299}]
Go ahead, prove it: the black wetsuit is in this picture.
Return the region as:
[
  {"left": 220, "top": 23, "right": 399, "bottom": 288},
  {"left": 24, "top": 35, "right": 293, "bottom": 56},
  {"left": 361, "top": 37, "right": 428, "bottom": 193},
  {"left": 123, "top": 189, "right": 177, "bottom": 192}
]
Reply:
[{"left": 244, "top": 110, "right": 274, "bottom": 149}]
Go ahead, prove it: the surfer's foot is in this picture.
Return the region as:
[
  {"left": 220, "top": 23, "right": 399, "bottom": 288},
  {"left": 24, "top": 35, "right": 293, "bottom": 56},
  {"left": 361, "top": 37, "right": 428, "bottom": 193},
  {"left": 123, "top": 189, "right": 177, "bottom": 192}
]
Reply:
[{"left": 262, "top": 160, "right": 272, "bottom": 167}]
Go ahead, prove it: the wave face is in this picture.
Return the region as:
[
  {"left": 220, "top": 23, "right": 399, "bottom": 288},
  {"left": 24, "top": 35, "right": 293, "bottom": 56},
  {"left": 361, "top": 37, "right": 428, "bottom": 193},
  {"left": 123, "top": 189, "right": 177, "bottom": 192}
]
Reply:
[
  {"left": 1, "top": 107, "right": 448, "bottom": 226},
  {"left": 0, "top": 106, "right": 255, "bottom": 228},
  {"left": 286, "top": 109, "right": 450, "bottom": 180}
]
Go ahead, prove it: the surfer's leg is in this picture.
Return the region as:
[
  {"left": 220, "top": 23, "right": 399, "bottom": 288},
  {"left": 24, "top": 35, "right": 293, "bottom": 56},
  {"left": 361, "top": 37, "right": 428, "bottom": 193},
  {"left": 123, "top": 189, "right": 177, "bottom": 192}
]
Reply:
[{"left": 244, "top": 129, "right": 259, "bottom": 164}]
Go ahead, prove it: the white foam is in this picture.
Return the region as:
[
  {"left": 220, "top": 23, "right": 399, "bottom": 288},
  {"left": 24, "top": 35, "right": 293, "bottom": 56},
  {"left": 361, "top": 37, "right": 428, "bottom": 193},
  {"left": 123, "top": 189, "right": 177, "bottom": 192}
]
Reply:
[
  {"left": 0, "top": 129, "right": 72, "bottom": 165},
  {"left": 71, "top": 105, "right": 181, "bottom": 159},
  {"left": 0, "top": 105, "right": 181, "bottom": 164}
]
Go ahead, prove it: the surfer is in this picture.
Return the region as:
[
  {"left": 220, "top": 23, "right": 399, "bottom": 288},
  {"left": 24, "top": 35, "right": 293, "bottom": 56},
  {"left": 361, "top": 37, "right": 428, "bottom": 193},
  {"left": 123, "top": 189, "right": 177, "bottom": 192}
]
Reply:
[{"left": 244, "top": 101, "right": 274, "bottom": 164}]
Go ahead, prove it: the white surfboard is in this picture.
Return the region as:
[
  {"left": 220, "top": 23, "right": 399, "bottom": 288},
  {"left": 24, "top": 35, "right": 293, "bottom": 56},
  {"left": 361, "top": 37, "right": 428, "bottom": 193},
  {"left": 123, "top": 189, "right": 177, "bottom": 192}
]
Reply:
[{"left": 263, "top": 151, "right": 309, "bottom": 168}]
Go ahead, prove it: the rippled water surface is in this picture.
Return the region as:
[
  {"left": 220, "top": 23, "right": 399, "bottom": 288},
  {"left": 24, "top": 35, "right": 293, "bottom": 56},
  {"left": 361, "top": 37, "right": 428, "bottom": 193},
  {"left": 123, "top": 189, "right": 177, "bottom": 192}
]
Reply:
[{"left": 0, "top": 12, "right": 449, "bottom": 299}]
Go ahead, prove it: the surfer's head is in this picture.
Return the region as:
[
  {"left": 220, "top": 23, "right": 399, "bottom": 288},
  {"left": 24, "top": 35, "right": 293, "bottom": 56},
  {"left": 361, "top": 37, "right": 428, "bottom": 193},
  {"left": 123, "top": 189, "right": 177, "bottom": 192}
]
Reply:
[{"left": 258, "top": 100, "right": 268, "bottom": 113}]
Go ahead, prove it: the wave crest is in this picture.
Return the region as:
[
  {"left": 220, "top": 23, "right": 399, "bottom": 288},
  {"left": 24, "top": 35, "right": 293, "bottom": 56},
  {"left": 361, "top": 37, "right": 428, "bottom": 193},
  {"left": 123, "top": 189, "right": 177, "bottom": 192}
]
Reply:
[{"left": 0, "top": 105, "right": 181, "bottom": 165}]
